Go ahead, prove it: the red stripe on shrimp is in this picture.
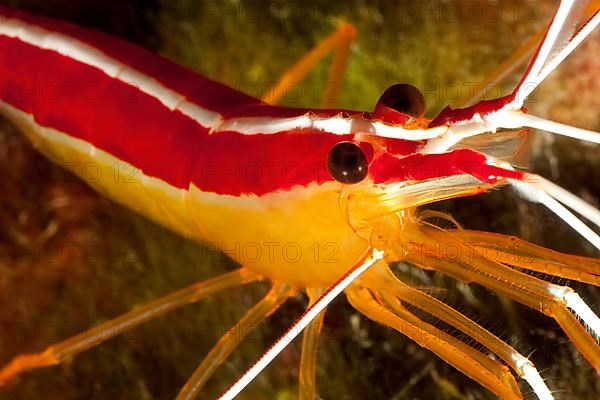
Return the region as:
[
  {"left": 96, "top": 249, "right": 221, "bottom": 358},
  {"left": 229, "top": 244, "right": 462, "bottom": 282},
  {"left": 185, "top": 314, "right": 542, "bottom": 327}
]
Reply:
[
  {"left": 0, "top": 5, "right": 260, "bottom": 115},
  {"left": 370, "top": 149, "right": 525, "bottom": 184},
  {"left": 192, "top": 130, "right": 350, "bottom": 196},
  {"left": 0, "top": 34, "right": 512, "bottom": 196},
  {"left": 0, "top": 5, "right": 385, "bottom": 123},
  {"left": 0, "top": 6, "right": 523, "bottom": 197},
  {"left": 0, "top": 35, "right": 206, "bottom": 189},
  {"left": 0, "top": 35, "right": 346, "bottom": 195}
]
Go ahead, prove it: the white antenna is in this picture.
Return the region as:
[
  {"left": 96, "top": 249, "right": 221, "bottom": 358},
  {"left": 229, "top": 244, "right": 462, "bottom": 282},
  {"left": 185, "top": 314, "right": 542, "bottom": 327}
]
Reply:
[
  {"left": 536, "top": 9, "right": 600, "bottom": 89},
  {"left": 512, "top": 181, "right": 600, "bottom": 251},
  {"left": 512, "top": 0, "right": 578, "bottom": 107},
  {"left": 217, "top": 249, "right": 384, "bottom": 400}
]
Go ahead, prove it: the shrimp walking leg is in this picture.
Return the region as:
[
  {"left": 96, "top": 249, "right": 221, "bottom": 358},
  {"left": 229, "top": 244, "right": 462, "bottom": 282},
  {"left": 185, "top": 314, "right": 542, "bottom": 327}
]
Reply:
[
  {"left": 0, "top": 268, "right": 259, "bottom": 386},
  {"left": 218, "top": 250, "right": 383, "bottom": 400},
  {"left": 454, "top": 230, "right": 600, "bottom": 285},
  {"left": 176, "top": 283, "right": 294, "bottom": 400},
  {"left": 262, "top": 22, "right": 356, "bottom": 106},
  {"left": 364, "top": 264, "right": 553, "bottom": 399},
  {"left": 346, "top": 286, "right": 524, "bottom": 400},
  {"left": 398, "top": 223, "right": 600, "bottom": 371},
  {"left": 298, "top": 288, "right": 326, "bottom": 400}
]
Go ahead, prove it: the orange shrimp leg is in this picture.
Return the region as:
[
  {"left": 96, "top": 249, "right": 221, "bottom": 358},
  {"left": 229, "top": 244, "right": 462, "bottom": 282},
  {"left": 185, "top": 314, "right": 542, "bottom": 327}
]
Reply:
[
  {"left": 346, "top": 285, "right": 523, "bottom": 400},
  {"left": 262, "top": 22, "right": 356, "bottom": 106},
  {"left": 398, "top": 223, "right": 600, "bottom": 371},
  {"left": 176, "top": 283, "right": 294, "bottom": 400},
  {"left": 363, "top": 263, "right": 553, "bottom": 398},
  {"left": 0, "top": 268, "right": 259, "bottom": 386},
  {"left": 298, "top": 288, "right": 326, "bottom": 400},
  {"left": 455, "top": 229, "right": 600, "bottom": 285}
]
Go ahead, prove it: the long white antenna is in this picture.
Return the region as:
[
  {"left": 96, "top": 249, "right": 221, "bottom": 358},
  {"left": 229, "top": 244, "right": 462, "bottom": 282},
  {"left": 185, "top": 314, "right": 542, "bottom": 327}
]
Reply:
[
  {"left": 512, "top": 0, "right": 578, "bottom": 107},
  {"left": 537, "top": 9, "right": 600, "bottom": 87},
  {"left": 488, "top": 110, "right": 600, "bottom": 144},
  {"left": 527, "top": 174, "right": 600, "bottom": 229},
  {"left": 217, "top": 249, "right": 384, "bottom": 400},
  {"left": 511, "top": 180, "right": 600, "bottom": 251}
]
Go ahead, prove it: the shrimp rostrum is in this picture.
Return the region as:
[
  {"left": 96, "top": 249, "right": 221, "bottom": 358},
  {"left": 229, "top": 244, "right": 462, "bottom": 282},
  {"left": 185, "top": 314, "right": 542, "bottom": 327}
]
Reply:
[{"left": 0, "top": 1, "right": 599, "bottom": 399}]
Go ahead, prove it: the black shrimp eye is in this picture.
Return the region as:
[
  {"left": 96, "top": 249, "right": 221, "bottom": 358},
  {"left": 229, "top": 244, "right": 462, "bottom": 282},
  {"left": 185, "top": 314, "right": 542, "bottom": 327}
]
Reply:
[
  {"left": 327, "top": 142, "right": 368, "bottom": 184},
  {"left": 375, "top": 83, "right": 426, "bottom": 119}
]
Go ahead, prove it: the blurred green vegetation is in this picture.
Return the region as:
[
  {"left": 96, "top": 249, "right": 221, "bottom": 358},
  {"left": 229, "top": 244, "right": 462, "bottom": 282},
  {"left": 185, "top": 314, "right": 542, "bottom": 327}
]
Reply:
[
  {"left": 0, "top": 1, "right": 598, "bottom": 399},
  {"left": 157, "top": 0, "right": 544, "bottom": 115}
]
